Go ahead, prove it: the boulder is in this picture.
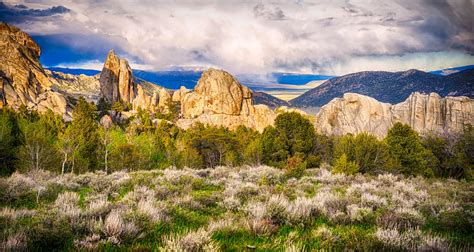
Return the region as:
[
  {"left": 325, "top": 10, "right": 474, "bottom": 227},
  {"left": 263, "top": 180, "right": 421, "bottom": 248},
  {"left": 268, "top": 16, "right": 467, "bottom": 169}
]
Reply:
[
  {"left": 177, "top": 68, "right": 275, "bottom": 132},
  {"left": 315, "top": 92, "right": 474, "bottom": 138}
]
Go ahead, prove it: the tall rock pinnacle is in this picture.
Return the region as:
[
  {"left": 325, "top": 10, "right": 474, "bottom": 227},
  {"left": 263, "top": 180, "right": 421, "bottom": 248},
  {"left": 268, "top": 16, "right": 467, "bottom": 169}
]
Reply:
[{"left": 99, "top": 50, "right": 136, "bottom": 104}]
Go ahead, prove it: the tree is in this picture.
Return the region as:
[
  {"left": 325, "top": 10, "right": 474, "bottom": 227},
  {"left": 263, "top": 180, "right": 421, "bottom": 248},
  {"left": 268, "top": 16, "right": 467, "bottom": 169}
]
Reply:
[
  {"left": 243, "top": 138, "right": 263, "bottom": 166},
  {"left": 260, "top": 126, "right": 288, "bottom": 167},
  {"left": 70, "top": 97, "right": 100, "bottom": 172},
  {"left": 57, "top": 125, "right": 80, "bottom": 175},
  {"left": 274, "top": 112, "right": 316, "bottom": 155},
  {"left": 332, "top": 153, "right": 359, "bottom": 175},
  {"left": 333, "top": 132, "right": 393, "bottom": 173},
  {"left": 261, "top": 112, "right": 316, "bottom": 168},
  {"left": 112, "top": 101, "right": 125, "bottom": 113},
  {"left": 450, "top": 126, "right": 473, "bottom": 179},
  {"left": 18, "top": 118, "right": 59, "bottom": 171},
  {"left": 385, "top": 123, "right": 435, "bottom": 176},
  {"left": 0, "top": 109, "right": 19, "bottom": 175}
]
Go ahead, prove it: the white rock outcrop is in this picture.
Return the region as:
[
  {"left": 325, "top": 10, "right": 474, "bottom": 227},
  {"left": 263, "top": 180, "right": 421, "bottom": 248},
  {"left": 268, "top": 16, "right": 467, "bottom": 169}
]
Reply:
[{"left": 315, "top": 92, "right": 474, "bottom": 138}]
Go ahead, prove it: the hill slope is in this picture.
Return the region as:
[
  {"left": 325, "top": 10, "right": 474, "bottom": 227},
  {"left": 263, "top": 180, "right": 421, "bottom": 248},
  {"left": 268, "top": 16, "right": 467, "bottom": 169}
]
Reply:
[
  {"left": 252, "top": 91, "right": 290, "bottom": 109},
  {"left": 290, "top": 69, "right": 474, "bottom": 107}
]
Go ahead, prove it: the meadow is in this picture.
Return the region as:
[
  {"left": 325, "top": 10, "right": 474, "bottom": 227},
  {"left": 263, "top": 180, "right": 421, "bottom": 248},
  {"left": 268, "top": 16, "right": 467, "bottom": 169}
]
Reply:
[{"left": 1, "top": 165, "right": 472, "bottom": 251}]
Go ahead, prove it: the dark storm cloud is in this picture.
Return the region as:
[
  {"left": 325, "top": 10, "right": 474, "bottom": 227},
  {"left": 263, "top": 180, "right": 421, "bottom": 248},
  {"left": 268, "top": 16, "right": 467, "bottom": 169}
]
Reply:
[
  {"left": 0, "top": 2, "right": 70, "bottom": 23},
  {"left": 413, "top": 0, "right": 474, "bottom": 52}
]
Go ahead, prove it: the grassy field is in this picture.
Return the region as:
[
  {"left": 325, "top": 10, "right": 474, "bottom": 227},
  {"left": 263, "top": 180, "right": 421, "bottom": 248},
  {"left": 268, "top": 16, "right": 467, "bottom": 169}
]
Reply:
[{"left": 0, "top": 166, "right": 472, "bottom": 251}]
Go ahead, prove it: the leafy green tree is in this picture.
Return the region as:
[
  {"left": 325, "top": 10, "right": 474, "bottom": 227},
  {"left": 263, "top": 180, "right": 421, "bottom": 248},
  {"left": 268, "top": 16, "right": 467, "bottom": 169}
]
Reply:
[
  {"left": 334, "top": 132, "right": 393, "bottom": 173},
  {"left": 70, "top": 97, "right": 100, "bottom": 173},
  {"left": 260, "top": 126, "right": 288, "bottom": 167},
  {"left": 451, "top": 126, "right": 474, "bottom": 179},
  {"left": 57, "top": 125, "right": 80, "bottom": 174},
  {"left": 332, "top": 153, "right": 359, "bottom": 175},
  {"left": 261, "top": 112, "right": 316, "bottom": 168},
  {"left": 385, "top": 122, "right": 435, "bottom": 176},
  {"left": 274, "top": 112, "right": 316, "bottom": 155},
  {"left": 112, "top": 101, "right": 125, "bottom": 113},
  {"left": 0, "top": 109, "right": 19, "bottom": 175},
  {"left": 107, "top": 128, "right": 140, "bottom": 171},
  {"left": 18, "top": 118, "right": 59, "bottom": 171},
  {"left": 243, "top": 138, "right": 263, "bottom": 166}
]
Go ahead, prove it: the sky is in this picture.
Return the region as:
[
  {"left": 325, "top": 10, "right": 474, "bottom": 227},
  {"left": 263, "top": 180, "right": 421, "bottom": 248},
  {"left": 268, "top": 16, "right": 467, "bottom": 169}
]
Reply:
[{"left": 1, "top": 0, "right": 474, "bottom": 76}]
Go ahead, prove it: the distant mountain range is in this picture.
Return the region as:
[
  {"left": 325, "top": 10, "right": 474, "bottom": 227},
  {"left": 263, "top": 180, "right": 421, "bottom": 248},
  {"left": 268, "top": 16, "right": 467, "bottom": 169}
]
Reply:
[{"left": 290, "top": 68, "right": 474, "bottom": 107}]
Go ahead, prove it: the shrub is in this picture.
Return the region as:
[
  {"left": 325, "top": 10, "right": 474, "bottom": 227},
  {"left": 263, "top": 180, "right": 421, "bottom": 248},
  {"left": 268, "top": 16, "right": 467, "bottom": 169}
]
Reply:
[
  {"left": 332, "top": 154, "right": 359, "bottom": 175},
  {"left": 285, "top": 155, "right": 307, "bottom": 179},
  {"left": 160, "top": 228, "right": 219, "bottom": 251}
]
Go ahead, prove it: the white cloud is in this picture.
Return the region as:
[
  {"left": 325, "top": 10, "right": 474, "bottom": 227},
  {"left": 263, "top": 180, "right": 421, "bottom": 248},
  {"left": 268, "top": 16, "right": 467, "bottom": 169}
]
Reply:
[{"left": 5, "top": 0, "right": 474, "bottom": 75}]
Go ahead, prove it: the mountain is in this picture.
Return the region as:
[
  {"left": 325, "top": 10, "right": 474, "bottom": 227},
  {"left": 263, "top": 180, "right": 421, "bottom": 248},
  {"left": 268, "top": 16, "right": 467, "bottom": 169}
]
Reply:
[
  {"left": 252, "top": 92, "right": 290, "bottom": 109},
  {"left": 290, "top": 69, "right": 474, "bottom": 107},
  {"left": 430, "top": 65, "right": 474, "bottom": 76},
  {"left": 315, "top": 92, "right": 474, "bottom": 138},
  {"left": 47, "top": 67, "right": 100, "bottom": 76}
]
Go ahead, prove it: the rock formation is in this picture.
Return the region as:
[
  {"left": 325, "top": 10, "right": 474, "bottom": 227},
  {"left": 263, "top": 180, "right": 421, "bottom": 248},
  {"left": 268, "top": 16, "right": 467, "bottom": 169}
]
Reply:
[
  {"left": 315, "top": 92, "right": 474, "bottom": 138},
  {"left": 172, "top": 86, "right": 191, "bottom": 103},
  {"left": 47, "top": 70, "right": 100, "bottom": 102},
  {"left": 177, "top": 68, "right": 275, "bottom": 132},
  {"left": 98, "top": 50, "right": 171, "bottom": 112},
  {"left": 0, "top": 22, "right": 69, "bottom": 118},
  {"left": 99, "top": 50, "right": 136, "bottom": 104}
]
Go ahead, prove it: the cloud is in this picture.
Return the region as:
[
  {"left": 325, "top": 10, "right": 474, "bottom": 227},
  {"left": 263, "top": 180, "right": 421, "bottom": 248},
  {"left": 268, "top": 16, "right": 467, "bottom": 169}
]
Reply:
[
  {"left": 1, "top": 0, "right": 473, "bottom": 75},
  {"left": 0, "top": 2, "right": 70, "bottom": 23}
]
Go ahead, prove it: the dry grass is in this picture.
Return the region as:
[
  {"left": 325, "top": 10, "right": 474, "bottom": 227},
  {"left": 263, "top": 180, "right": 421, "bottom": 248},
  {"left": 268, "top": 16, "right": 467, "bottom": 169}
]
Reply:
[{"left": 0, "top": 166, "right": 472, "bottom": 250}]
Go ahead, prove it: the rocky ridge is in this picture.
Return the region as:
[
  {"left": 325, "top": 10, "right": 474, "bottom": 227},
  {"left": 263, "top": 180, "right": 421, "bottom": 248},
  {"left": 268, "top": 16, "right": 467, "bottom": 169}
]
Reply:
[
  {"left": 315, "top": 92, "right": 474, "bottom": 138},
  {"left": 0, "top": 22, "right": 69, "bottom": 118}
]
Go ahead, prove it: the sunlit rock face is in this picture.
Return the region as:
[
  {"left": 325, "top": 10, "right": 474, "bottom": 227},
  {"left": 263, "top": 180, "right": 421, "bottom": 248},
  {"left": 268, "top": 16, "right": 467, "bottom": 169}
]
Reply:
[
  {"left": 0, "top": 22, "right": 69, "bottom": 118},
  {"left": 177, "top": 68, "right": 276, "bottom": 132},
  {"left": 99, "top": 50, "right": 171, "bottom": 113},
  {"left": 315, "top": 92, "right": 474, "bottom": 138},
  {"left": 99, "top": 50, "right": 136, "bottom": 104}
]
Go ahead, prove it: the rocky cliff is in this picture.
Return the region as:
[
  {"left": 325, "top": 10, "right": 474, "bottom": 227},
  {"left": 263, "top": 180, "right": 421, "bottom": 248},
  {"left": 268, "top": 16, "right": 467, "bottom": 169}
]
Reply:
[
  {"left": 0, "top": 22, "right": 69, "bottom": 118},
  {"left": 176, "top": 69, "right": 275, "bottom": 132},
  {"left": 315, "top": 92, "right": 474, "bottom": 138},
  {"left": 99, "top": 50, "right": 171, "bottom": 113}
]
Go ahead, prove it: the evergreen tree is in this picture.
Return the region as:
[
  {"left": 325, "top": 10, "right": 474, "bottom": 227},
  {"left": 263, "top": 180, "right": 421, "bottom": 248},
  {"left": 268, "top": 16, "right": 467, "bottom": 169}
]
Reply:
[
  {"left": 70, "top": 97, "right": 100, "bottom": 172},
  {"left": 385, "top": 122, "right": 435, "bottom": 176}
]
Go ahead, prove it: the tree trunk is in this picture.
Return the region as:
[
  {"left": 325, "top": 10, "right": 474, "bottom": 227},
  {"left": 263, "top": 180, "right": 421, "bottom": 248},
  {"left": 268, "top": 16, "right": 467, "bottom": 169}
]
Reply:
[
  {"left": 71, "top": 155, "right": 75, "bottom": 174},
  {"left": 61, "top": 152, "right": 68, "bottom": 175},
  {"left": 35, "top": 147, "right": 39, "bottom": 170},
  {"left": 105, "top": 149, "right": 108, "bottom": 174}
]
